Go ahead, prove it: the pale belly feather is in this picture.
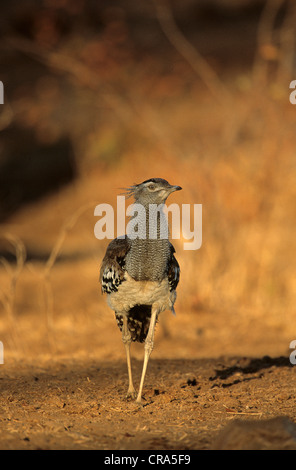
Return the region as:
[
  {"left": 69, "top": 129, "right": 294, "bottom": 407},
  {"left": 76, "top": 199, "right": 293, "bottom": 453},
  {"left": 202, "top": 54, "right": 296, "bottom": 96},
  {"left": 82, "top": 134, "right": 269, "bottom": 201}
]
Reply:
[{"left": 107, "top": 272, "right": 176, "bottom": 314}]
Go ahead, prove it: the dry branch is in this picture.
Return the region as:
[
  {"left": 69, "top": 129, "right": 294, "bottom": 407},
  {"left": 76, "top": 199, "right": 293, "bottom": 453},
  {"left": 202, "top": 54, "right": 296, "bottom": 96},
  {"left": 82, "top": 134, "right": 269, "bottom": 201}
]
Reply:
[
  {"left": 0, "top": 233, "right": 26, "bottom": 352},
  {"left": 253, "top": 0, "right": 287, "bottom": 87},
  {"left": 153, "top": 0, "right": 231, "bottom": 106},
  {"left": 5, "top": 36, "right": 177, "bottom": 158}
]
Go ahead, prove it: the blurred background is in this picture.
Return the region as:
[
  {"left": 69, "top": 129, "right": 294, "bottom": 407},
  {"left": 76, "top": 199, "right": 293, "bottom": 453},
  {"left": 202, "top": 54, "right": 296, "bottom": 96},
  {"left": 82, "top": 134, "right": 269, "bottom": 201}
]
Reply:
[{"left": 0, "top": 0, "right": 295, "bottom": 364}]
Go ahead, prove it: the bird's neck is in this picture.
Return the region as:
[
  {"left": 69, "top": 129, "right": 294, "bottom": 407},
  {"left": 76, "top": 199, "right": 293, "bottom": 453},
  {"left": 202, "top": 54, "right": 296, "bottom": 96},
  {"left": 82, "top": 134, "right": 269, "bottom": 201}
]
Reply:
[{"left": 126, "top": 202, "right": 170, "bottom": 281}]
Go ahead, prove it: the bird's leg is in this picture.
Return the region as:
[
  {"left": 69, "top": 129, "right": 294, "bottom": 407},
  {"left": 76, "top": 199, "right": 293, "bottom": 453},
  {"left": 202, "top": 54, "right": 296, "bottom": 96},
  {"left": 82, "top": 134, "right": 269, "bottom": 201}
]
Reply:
[
  {"left": 122, "top": 315, "right": 136, "bottom": 399},
  {"left": 136, "top": 307, "right": 158, "bottom": 404}
]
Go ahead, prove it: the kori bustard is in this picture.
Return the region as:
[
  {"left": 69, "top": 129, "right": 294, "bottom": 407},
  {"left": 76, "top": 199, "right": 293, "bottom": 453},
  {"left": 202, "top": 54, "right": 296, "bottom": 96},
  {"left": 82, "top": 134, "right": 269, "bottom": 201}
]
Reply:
[{"left": 100, "top": 178, "right": 181, "bottom": 403}]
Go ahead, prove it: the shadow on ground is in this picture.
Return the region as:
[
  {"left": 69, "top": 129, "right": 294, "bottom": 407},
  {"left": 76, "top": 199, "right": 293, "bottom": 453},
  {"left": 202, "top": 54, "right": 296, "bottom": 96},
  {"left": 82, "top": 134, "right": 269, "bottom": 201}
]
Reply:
[{"left": 0, "top": 355, "right": 294, "bottom": 449}]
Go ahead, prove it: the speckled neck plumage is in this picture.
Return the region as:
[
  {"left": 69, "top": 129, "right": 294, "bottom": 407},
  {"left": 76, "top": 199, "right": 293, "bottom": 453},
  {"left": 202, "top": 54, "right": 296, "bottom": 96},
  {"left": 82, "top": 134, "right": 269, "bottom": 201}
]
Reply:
[{"left": 125, "top": 203, "right": 170, "bottom": 282}]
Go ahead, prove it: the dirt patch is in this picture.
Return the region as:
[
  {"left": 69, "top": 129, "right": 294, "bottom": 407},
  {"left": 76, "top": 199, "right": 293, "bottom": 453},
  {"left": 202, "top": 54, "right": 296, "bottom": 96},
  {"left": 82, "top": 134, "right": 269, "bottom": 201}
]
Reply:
[
  {"left": 0, "top": 253, "right": 295, "bottom": 450},
  {"left": 0, "top": 351, "right": 295, "bottom": 449}
]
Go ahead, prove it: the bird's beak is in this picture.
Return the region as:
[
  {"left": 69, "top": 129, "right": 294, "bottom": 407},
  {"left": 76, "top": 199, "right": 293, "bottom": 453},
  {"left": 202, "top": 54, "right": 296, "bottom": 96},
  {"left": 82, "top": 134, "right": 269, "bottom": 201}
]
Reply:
[
  {"left": 161, "top": 184, "right": 182, "bottom": 201},
  {"left": 169, "top": 185, "right": 182, "bottom": 192}
]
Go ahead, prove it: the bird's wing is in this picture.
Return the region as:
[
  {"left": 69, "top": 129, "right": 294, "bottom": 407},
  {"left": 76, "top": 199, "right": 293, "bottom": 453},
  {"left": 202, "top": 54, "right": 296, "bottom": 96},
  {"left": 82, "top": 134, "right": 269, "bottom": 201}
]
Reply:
[
  {"left": 167, "top": 243, "right": 180, "bottom": 291},
  {"left": 100, "top": 236, "right": 131, "bottom": 294}
]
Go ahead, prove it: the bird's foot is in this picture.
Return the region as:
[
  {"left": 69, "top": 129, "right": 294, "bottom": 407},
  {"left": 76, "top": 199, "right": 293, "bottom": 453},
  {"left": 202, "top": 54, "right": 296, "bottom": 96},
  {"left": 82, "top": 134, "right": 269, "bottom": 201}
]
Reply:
[
  {"left": 136, "top": 393, "right": 144, "bottom": 405},
  {"left": 135, "top": 395, "right": 151, "bottom": 408},
  {"left": 125, "top": 389, "right": 137, "bottom": 400}
]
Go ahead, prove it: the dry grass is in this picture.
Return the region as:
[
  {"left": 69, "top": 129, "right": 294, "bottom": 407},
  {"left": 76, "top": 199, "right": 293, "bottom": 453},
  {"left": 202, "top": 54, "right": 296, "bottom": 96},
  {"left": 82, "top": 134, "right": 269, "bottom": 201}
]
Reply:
[{"left": 1, "top": 85, "right": 295, "bottom": 361}]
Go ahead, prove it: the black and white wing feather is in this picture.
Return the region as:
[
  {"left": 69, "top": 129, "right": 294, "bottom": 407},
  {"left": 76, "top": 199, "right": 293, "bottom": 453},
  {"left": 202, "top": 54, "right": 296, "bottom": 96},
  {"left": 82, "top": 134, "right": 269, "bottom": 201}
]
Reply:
[
  {"left": 100, "top": 236, "right": 131, "bottom": 294},
  {"left": 167, "top": 243, "right": 180, "bottom": 292}
]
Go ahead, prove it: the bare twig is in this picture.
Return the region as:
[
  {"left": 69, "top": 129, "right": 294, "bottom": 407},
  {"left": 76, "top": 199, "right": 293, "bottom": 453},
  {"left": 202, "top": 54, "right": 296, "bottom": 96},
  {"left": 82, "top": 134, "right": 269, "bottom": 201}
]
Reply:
[
  {"left": 23, "top": 201, "right": 98, "bottom": 352},
  {"left": 41, "top": 202, "right": 97, "bottom": 349},
  {"left": 0, "top": 233, "right": 26, "bottom": 316},
  {"left": 44, "top": 201, "right": 97, "bottom": 276},
  {"left": 253, "top": 0, "right": 286, "bottom": 87},
  {"left": 0, "top": 233, "right": 26, "bottom": 352},
  {"left": 5, "top": 36, "right": 177, "bottom": 158},
  {"left": 153, "top": 0, "right": 231, "bottom": 106},
  {"left": 5, "top": 35, "right": 133, "bottom": 124},
  {"left": 276, "top": 0, "right": 296, "bottom": 83},
  {"left": 220, "top": 405, "right": 263, "bottom": 417}
]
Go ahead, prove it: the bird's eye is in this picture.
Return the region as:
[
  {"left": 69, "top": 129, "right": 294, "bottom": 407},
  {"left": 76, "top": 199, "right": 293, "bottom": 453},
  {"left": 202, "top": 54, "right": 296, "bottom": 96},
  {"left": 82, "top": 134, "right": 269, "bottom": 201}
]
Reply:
[{"left": 148, "top": 185, "right": 155, "bottom": 191}]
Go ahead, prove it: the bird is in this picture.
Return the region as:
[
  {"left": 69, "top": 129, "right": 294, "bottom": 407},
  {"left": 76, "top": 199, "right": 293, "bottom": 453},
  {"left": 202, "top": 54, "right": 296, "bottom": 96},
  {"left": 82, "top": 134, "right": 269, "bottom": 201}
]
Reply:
[{"left": 99, "top": 178, "right": 181, "bottom": 403}]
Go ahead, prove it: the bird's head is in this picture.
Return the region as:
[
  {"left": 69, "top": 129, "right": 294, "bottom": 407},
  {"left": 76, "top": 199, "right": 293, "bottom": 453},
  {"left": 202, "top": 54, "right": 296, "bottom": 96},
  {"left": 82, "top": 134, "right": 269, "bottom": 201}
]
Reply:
[{"left": 125, "top": 178, "right": 182, "bottom": 205}]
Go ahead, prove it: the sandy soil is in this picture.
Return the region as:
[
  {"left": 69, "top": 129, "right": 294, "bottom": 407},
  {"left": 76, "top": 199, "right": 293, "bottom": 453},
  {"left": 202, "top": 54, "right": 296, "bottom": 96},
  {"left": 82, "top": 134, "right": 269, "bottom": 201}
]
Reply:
[
  {"left": 0, "top": 257, "right": 295, "bottom": 450},
  {"left": 0, "top": 353, "right": 295, "bottom": 450}
]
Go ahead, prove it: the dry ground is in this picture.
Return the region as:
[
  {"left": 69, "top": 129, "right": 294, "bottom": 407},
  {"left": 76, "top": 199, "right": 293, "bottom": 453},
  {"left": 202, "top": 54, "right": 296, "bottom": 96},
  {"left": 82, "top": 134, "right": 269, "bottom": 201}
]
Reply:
[
  {"left": 0, "top": 357, "right": 295, "bottom": 450},
  {"left": 0, "top": 257, "right": 295, "bottom": 450},
  {"left": 0, "top": 329, "right": 295, "bottom": 450}
]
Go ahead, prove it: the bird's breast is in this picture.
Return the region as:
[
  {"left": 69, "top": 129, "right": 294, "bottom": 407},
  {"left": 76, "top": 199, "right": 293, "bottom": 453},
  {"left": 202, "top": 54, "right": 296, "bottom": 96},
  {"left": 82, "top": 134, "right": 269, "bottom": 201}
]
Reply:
[{"left": 107, "top": 272, "right": 176, "bottom": 314}]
